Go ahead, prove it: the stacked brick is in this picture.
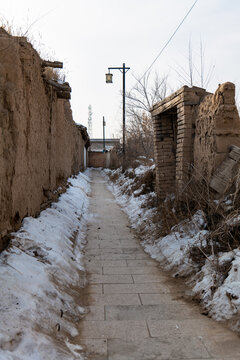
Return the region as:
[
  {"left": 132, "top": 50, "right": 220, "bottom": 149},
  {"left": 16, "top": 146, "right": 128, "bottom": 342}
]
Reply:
[
  {"left": 151, "top": 86, "right": 207, "bottom": 199},
  {"left": 152, "top": 112, "right": 176, "bottom": 198}
]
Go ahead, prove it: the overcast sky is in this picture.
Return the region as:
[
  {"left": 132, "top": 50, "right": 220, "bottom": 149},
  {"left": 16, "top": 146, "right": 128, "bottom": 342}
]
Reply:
[{"left": 1, "top": 0, "right": 240, "bottom": 138}]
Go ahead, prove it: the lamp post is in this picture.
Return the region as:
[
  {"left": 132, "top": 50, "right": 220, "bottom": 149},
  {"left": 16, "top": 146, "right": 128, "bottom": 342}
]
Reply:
[
  {"left": 103, "top": 116, "right": 106, "bottom": 152},
  {"left": 105, "top": 63, "right": 130, "bottom": 167}
]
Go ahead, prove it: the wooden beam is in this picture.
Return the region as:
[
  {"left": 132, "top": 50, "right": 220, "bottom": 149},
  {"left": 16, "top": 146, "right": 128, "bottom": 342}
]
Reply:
[
  {"left": 44, "top": 79, "right": 71, "bottom": 92},
  {"left": 57, "top": 91, "right": 71, "bottom": 99},
  {"left": 42, "top": 60, "right": 63, "bottom": 68}
]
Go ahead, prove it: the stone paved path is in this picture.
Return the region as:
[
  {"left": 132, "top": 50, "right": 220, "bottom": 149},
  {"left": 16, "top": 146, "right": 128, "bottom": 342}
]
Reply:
[{"left": 76, "top": 170, "right": 240, "bottom": 360}]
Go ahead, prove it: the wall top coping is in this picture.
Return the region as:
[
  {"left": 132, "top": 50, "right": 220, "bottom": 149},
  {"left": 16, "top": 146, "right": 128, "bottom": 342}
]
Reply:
[{"left": 151, "top": 85, "right": 207, "bottom": 116}]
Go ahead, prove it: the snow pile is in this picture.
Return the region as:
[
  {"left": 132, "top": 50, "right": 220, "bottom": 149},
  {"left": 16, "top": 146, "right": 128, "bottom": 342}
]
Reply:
[
  {"left": 105, "top": 165, "right": 240, "bottom": 332},
  {"left": 104, "top": 165, "right": 156, "bottom": 234},
  {"left": 144, "top": 211, "right": 209, "bottom": 276},
  {"left": 0, "top": 170, "right": 91, "bottom": 360}
]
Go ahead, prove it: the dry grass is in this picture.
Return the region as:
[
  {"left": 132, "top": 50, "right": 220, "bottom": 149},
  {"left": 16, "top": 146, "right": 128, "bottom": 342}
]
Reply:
[
  {"left": 43, "top": 67, "right": 63, "bottom": 81},
  {"left": 0, "top": 19, "right": 66, "bottom": 82},
  {"left": 153, "top": 173, "right": 240, "bottom": 275}
]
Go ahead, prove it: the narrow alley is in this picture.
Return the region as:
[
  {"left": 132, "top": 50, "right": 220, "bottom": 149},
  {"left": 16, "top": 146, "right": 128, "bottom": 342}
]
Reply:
[{"left": 76, "top": 170, "right": 240, "bottom": 360}]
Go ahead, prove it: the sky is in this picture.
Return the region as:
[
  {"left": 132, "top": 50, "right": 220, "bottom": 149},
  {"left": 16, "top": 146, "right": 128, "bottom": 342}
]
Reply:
[{"left": 0, "top": 0, "right": 240, "bottom": 138}]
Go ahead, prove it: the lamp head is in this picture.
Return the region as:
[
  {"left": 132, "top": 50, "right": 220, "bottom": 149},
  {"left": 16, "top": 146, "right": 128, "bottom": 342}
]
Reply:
[{"left": 106, "top": 72, "right": 113, "bottom": 83}]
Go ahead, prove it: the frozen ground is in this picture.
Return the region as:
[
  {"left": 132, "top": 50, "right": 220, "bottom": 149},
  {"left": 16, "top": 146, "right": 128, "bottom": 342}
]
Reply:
[
  {"left": 104, "top": 165, "right": 240, "bottom": 333},
  {"left": 0, "top": 170, "right": 92, "bottom": 360}
]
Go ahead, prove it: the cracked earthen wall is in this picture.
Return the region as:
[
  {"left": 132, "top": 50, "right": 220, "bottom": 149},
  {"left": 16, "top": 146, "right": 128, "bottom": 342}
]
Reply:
[
  {"left": 193, "top": 82, "right": 240, "bottom": 182},
  {"left": 0, "top": 32, "right": 87, "bottom": 249}
]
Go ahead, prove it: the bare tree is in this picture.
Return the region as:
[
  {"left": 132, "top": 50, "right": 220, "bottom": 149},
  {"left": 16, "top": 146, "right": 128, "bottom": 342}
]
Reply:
[
  {"left": 124, "top": 72, "right": 169, "bottom": 164},
  {"left": 175, "top": 38, "right": 215, "bottom": 89}
]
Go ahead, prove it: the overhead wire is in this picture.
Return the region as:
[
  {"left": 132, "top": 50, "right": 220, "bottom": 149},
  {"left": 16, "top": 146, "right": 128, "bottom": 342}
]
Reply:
[
  {"left": 133, "top": 0, "right": 199, "bottom": 87},
  {"left": 109, "top": 0, "right": 200, "bottom": 135}
]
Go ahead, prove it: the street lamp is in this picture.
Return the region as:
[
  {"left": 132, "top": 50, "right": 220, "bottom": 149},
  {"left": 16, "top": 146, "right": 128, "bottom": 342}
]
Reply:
[
  {"left": 105, "top": 73, "right": 113, "bottom": 83},
  {"left": 105, "top": 63, "right": 130, "bottom": 167}
]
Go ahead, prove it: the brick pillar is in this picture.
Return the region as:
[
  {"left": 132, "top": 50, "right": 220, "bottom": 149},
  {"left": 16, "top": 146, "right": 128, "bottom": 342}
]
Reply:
[
  {"left": 153, "top": 112, "right": 177, "bottom": 199},
  {"left": 175, "top": 104, "right": 194, "bottom": 189}
]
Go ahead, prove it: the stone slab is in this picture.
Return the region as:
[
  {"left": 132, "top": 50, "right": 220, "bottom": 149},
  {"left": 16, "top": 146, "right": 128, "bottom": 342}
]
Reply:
[
  {"left": 85, "top": 293, "right": 141, "bottom": 306},
  {"left": 148, "top": 318, "right": 232, "bottom": 338},
  {"left": 84, "top": 284, "right": 103, "bottom": 294},
  {"left": 86, "top": 266, "right": 103, "bottom": 275},
  {"left": 89, "top": 274, "right": 133, "bottom": 284},
  {"left": 85, "top": 253, "right": 150, "bottom": 261},
  {"left": 83, "top": 305, "right": 105, "bottom": 320},
  {"left": 139, "top": 293, "right": 186, "bottom": 305},
  {"left": 202, "top": 333, "right": 240, "bottom": 358},
  {"left": 79, "top": 339, "right": 108, "bottom": 360},
  {"left": 79, "top": 170, "right": 240, "bottom": 359},
  {"left": 103, "top": 283, "right": 171, "bottom": 294},
  {"left": 126, "top": 259, "right": 158, "bottom": 267},
  {"left": 105, "top": 304, "right": 195, "bottom": 321},
  {"left": 132, "top": 274, "right": 167, "bottom": 283},
  {"left": 107, "top": 337, "right": 210, "bottom": 360},
  {"left": 79, "top": 320, "right": 149, "bottom": 340},
  {"left": 86, "top": 259, "right": 128, "bottom": 267},
  {"left": 103, "top": 266, "right": 160, "bottom": 275}
]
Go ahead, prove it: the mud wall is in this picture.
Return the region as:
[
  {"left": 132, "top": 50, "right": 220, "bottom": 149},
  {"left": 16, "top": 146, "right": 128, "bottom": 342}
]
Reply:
[
  {"left": 0, "top": 31, "right": 88, "bottom": 249},
  {"left": 194, "top": 82, "right": 240, "bottom": 181}
]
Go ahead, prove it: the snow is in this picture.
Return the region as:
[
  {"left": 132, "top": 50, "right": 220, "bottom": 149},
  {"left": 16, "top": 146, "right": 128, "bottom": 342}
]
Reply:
[
  {"left": 0, "top": 170, "right": 92, "bottom": 359},
  {"left": 104, "top": 167, "right": 156, "bottom": 232},
  {"left": 105, "top": 165, "right": 240, "bottom": 333}
]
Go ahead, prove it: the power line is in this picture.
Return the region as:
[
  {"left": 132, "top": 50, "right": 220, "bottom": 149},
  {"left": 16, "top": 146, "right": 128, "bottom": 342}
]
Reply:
[
  {"left": 137, "top": 0, "right": 199, "bottom": 84},
  {"left": 110, "top": 0, "right": 199, "bottom": 134}
]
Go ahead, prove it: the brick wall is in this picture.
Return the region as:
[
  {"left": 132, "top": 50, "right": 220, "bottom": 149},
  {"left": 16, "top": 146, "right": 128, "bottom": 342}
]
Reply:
[
  {"left": 151, "top": 86, "right": 206, "bottom": 199},
  {"left": 88, "top": 152, "right": 108, "bottom": 168},
  {"left": 152, "top": 82, "right": 240, "bottom": 199}
]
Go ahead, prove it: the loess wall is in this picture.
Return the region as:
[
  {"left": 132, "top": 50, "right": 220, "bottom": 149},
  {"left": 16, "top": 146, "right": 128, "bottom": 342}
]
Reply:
[
  {"left": 0, "top": 31, "right": 87, "bottom": 249},
  {"left": 193, "top": 82, "right": 240, "bottom": 181}
]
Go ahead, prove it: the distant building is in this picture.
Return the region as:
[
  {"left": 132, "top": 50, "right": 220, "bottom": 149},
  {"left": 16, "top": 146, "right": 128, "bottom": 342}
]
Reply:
[
  {"left": 88, "top": 138, "right": 121, "bottom": 168},
  {"left": 89, "top": 138, "right": 120, "bottom": 152}
]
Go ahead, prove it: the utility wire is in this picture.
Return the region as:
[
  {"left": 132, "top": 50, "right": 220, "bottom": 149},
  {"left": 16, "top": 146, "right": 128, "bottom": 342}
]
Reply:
[
  {"left": 137, "top": 0, "right": 199, "bottom": 84},
  {"left": 110, "top": 0, "right": 199, "bottom": 134}
]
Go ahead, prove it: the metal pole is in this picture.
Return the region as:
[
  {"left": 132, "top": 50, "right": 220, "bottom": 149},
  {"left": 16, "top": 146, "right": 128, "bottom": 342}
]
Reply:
[
  {"left": 122, "top": 63, "right": 126, "bottom": 167},
  {"left": 103, "top": 116, "right": 106, "bottom": 152}
]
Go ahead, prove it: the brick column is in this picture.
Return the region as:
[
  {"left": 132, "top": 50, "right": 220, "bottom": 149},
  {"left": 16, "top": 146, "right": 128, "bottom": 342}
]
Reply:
[
  {"left": 175, "top": 104, "right": 194, "bottom": 189},
  {"left": 153, "top": 112, "right": 176, "bottom": 199}
]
